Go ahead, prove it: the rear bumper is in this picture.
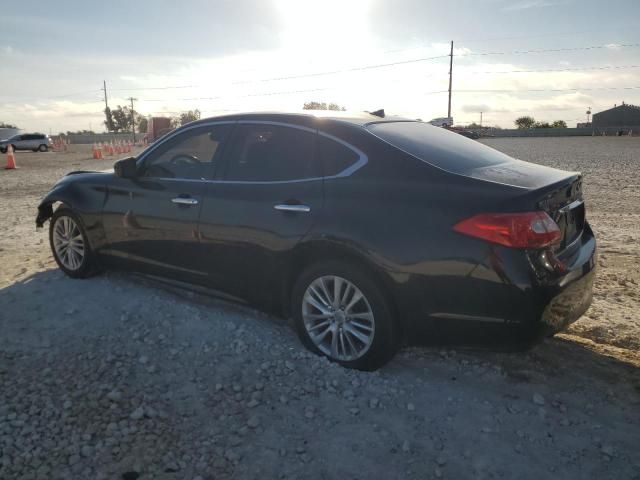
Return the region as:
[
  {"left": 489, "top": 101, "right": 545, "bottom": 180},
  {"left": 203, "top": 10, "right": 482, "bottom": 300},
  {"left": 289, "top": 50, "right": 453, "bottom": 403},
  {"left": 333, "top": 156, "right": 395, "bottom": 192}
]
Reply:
[
  {"left": 528, "top": 223, "right": 597, "bottom": 339},
  {"left": 402, "top": 223, "right": 596, "bottom": 346}
]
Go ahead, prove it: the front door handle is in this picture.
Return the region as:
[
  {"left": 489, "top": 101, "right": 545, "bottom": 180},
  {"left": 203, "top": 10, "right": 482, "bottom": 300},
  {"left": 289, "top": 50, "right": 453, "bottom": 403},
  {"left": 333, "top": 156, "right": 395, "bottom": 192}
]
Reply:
[
  {"left": 172, "top": 197, "right": 199, "bottom": 206},
  {"left": 274, "top": 204, "right": 311, "bottom": 213}
]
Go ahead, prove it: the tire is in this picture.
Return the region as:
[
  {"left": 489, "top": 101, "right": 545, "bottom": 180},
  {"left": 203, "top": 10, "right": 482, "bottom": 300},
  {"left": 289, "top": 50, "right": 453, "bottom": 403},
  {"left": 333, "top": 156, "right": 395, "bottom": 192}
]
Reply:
[
  {"left": 0, "top": 147, "right": 5, "bottom": 154},
  {"left": 38, "top": 144, "right": 48, "bottom": 152},
  {"left": 49, "top": 208, "right": 99, "bottom": 278},
  {"left": 291, "top": 260, "right": 399, "bottom": 371}
]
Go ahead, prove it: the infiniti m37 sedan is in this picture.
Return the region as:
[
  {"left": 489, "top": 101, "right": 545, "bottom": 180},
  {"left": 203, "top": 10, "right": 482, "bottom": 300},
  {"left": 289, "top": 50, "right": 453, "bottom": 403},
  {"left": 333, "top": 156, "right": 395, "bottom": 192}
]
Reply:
[{"left": 36, "top": 112, "right": 596, "bottom": 370}]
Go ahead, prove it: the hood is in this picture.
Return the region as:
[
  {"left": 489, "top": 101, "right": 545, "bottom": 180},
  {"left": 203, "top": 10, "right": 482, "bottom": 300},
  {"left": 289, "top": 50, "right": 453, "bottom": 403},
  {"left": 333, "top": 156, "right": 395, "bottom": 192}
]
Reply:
[{"left": 53, "top": 168, "right": 113, "bottom": 187}]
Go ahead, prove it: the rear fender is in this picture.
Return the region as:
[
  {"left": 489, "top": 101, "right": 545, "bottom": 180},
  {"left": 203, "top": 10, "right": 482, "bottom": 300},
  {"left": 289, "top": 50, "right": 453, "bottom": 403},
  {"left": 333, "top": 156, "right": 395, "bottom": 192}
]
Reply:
[{"left": 282, "top": 238, "right": 406, "bottom": 339}]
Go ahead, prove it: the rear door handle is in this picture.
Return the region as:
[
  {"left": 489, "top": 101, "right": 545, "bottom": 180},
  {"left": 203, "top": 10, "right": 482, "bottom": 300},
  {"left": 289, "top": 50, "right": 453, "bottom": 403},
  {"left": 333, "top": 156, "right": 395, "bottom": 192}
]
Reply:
[
  {"left": 172, "top": 197, "right": 199, "bottom": 206},
  {"left": 274, "top": 204, "right": 311, "bottom": 213}
]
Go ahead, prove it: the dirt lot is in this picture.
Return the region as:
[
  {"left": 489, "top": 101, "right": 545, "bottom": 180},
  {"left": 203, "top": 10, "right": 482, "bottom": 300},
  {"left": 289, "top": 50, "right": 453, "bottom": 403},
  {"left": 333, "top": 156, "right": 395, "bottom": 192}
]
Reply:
[{"left": 0, "top": 139, "right": 639, "bottom": 480}]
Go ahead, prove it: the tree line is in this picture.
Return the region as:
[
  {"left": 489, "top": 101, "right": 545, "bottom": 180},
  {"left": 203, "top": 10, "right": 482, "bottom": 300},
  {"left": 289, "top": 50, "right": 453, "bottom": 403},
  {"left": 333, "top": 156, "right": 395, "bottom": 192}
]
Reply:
[
  {"left": 103, "top": 107, "right": 202, "bottom": 134},
  {"left": 514, "top": 116, "right": 567, "bottom": 129}
]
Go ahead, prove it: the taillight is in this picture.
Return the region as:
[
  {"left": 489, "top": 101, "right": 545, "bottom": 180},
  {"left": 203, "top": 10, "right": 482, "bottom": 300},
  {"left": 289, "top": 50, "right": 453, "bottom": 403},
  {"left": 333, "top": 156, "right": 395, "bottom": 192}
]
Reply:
[{"left": 453, "top": 211, "right": 561, "bottom": 248}]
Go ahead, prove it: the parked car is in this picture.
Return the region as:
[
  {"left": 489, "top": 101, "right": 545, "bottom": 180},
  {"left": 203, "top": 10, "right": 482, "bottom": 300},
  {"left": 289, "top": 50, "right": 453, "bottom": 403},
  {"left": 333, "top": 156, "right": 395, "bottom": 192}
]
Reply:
[
  {"left": 35, "top": 112, "right": 596, "bottom": 370},
  {"left": 0, "top": 133, "right": 52, "bottom": 153},
  {"left": 455, "top": 129, "right": 480, "bottom": 140}
]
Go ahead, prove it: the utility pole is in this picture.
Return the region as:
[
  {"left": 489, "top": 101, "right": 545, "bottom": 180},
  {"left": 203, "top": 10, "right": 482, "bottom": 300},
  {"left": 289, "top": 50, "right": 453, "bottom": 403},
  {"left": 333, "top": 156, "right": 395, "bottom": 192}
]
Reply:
[
  {"left": 447, "top": 40, "right": 454, "bottom": 122},
  {"left": 128, "top": 97, "right": 137, "bottom": 143},
  {"left": 101, "top": 80, "right": 110, "bottom": 133},
  {"left": 101, "top": 80, "right": 108, "bottom": 111},
  {"left": 480, "top": 111, "right": 483, "bottom": 127}
]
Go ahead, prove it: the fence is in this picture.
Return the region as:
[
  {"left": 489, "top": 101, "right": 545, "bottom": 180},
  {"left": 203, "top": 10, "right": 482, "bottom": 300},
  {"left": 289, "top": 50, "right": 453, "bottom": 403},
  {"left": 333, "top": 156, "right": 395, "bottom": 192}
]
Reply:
[
  {"left": 479, "top": 126, "right": 638, "bottom": 138},
  {"left": 61, "top": 133, "right": 140, "bottom": 145}
]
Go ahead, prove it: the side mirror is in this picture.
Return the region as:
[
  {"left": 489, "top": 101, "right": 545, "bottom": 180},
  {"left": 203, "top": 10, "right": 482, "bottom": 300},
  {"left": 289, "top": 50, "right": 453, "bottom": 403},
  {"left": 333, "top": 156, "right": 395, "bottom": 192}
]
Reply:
[{"left": 114, "top": 157, "right": 138, "bottom": 178}]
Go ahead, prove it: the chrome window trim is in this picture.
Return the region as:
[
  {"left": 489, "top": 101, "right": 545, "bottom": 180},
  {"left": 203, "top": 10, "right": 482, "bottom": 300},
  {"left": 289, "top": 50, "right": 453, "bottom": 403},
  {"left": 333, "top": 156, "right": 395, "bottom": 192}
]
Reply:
[
  {"left": 318, "top": 131, "right": 368, "bottom": 178},
  {"left": 135, "top": 119, "right": 368, "bottom": 184},
  {"left": 365, "top": 122, "right": 530, "bottom": 191}
]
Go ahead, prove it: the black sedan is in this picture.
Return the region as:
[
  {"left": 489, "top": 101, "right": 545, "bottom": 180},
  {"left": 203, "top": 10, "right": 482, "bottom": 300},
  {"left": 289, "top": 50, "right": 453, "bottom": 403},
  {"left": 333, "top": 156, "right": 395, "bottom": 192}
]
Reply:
[{"left": 36, "top": 112, "right": 596, "bottom": 370}]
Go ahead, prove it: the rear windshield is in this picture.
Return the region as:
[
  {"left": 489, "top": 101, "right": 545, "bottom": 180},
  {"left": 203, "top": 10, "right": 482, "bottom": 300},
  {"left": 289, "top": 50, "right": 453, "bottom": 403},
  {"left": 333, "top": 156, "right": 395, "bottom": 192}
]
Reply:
[{"left": 367, "top": 121, "right": 512, "bottom": 174}]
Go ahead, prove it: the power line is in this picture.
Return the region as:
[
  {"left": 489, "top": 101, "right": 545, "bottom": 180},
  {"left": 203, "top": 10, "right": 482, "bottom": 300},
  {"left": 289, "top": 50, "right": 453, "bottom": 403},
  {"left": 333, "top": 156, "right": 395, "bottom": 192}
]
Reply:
[
  {"left": 458, "top": 42, "right": 640, "bottom": 57},
  {"left": 467, "top": 64, "right": 640, "bottom": 74},
  {"left": 109, "top": 85, "right": 196, "bottom": 91},
  {"left": 439, "top": 86, "right": 640, "bottom": 94},
  {"left": 221, "top": 42, "right": 640, "bottom": 86},
  {"left": 138, "top": 87, "right": 335, "bottom": 103},
  {"left": 381, "top": 26, "right": 640, "bottom": 54},
  {"left": 454, "top": 25, "right": 640, "bottom": 44},
  {"left": 232, "top": 55, "right": 451, "bottom": 85}
]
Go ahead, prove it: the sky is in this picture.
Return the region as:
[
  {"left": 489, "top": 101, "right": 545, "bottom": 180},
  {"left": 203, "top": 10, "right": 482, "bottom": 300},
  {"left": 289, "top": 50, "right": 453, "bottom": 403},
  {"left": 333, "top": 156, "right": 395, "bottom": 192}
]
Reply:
[{"left": 1, "top": 0, "right": 639, "bottom": 132}]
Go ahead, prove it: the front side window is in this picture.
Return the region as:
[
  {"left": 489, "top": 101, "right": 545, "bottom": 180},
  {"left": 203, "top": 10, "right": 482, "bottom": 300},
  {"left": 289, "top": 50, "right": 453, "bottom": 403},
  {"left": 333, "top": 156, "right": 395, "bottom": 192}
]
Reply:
[
  {"left": 224, "top": 124, "right": 317, "bottom": 181},
  {"left": 141, "top": 124, "right": 232, "bottom": 180}
]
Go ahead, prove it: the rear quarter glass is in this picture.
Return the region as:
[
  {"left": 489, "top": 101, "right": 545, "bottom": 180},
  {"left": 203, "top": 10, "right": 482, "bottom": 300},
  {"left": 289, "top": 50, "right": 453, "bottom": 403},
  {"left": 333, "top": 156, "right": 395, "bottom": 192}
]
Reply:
[
  {"left": 366, "top": 121, "right": 575, "bottom": 189},
  {"left": 367, "top": 121, "right": 512, "bottom": 175}
]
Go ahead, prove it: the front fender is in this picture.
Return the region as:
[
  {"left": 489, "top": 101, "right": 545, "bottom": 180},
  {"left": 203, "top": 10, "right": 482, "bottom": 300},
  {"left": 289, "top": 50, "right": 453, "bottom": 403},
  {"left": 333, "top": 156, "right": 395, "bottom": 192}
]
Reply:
[{"left": 35, "top": 183, "right": 83, "bottom": 228}]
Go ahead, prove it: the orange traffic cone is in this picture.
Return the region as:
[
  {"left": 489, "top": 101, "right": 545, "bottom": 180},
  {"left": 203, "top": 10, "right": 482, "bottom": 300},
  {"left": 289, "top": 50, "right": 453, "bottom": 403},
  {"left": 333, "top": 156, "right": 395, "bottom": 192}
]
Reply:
[
  {"left": 97, "top": 143, "right": 103, "bottom": 159},
  {"left": 92, "top": 143, "right": 99, "bottom": 159},
  {"left": 4, "top": 144, "right": 17, "bottom": 169}
]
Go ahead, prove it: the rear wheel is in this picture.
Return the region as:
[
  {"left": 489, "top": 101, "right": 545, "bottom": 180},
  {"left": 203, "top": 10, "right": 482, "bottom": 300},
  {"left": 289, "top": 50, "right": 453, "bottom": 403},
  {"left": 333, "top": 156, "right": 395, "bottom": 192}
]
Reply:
[
  {"left": 38, "top": 144, "right": 48, "bottom": 152},
  {"left": 49, "top": 209, "right": 99, "bottom": 278},
  {"left": 291, "top": 261, "right": 399, "bottom": 370}
]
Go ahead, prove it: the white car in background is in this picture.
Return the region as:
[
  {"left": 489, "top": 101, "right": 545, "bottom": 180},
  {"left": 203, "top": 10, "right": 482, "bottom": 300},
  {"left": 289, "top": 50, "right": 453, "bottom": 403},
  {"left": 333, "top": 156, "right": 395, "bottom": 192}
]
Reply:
[{"left": 0, "top": 133, "right": 53, "bottom": 153}]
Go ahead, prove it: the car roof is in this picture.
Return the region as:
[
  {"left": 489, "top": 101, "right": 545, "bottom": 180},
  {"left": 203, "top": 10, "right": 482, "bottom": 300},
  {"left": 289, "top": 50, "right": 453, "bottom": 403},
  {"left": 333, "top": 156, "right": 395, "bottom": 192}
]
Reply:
[{"left": 188, "top": 111, "right": 415, "bottom": 129}]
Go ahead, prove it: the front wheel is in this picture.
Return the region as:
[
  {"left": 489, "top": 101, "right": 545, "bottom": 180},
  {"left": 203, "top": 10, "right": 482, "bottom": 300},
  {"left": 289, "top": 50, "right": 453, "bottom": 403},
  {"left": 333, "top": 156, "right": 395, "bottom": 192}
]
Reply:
[
  {"left": 291, "top": 261, "right": 399, "bottom": 371},
  {"left": 49, "top": 209, "right": 99, "bottom": 278}
]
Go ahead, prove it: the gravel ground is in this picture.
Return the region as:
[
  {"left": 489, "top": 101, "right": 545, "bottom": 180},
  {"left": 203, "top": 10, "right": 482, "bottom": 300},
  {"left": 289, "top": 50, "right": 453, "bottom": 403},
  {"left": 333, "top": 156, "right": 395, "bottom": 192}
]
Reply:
[{"left": 0, "top": 140, "right": 639, "bottom": 480}]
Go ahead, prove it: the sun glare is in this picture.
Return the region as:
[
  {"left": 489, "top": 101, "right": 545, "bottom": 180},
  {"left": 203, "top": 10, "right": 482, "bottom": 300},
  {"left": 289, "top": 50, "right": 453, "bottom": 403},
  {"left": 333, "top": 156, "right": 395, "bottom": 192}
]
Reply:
[{"left": 275, "top": 0, "right": 371, "bottom": 56}]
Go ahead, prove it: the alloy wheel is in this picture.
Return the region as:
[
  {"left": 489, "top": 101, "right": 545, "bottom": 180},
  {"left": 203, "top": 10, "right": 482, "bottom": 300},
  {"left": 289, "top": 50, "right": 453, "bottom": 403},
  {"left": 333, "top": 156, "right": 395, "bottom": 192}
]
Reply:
[
  {"left": 52, "top": 216, "right": 85, "bottom": 271},
  {"left": 302, "top": 275, "right": 375, "bottom": 361}
]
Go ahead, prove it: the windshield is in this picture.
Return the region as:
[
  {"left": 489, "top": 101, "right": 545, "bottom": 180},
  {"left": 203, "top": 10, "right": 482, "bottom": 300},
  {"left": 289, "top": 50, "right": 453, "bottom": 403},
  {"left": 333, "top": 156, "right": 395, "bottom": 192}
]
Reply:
[{"left": 367, "top": 121, "right": 513, "bottom": 175}]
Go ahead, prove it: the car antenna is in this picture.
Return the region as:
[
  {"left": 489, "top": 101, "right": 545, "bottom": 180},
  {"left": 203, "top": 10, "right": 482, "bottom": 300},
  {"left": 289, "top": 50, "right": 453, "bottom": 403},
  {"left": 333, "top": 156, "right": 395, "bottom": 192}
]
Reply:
[{"left": 367, "top": 109, "right": 385, "bottom": 118}]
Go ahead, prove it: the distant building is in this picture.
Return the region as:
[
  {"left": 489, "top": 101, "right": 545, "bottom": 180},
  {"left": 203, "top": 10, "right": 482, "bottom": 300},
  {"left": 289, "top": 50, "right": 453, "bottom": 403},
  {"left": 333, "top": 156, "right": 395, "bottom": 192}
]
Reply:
[
  {"left": 592, "top": 103, "right": 640, "bottom": 127},
  {"left": 576, "top": 122, "right": 591, "bottom": 128}
]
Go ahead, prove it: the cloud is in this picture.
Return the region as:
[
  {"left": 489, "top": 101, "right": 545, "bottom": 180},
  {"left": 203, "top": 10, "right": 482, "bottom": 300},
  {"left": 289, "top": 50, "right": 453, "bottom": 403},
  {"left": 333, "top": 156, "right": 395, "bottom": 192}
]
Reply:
[
  {"left": 431, "top": 42, "right": 472, "bottom": 56},
  {"left": 503, "top": 0, "right": 563, "bottom": 11},
  {"left": 462, "top": 104, "right": 491, "bottom": 113}
]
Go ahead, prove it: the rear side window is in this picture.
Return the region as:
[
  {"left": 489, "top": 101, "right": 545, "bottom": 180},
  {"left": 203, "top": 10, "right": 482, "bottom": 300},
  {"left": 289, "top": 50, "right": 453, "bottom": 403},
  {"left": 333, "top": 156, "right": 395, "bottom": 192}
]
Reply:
[
  {"left": 317, "top": 135, "right": 360, "bottom": 176},
  {"left": 225, "top": 124, "right": 317, "bottom": 181},
  {"left": 367, "top": 122, "right": 512, "bottom": 174}
]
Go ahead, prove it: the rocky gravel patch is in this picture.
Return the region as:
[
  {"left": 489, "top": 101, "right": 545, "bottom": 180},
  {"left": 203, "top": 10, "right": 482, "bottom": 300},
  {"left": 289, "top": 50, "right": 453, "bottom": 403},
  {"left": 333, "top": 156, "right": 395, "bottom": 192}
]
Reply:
[{"left": 1, "top": 140, "right": 639, "bottom": 479}]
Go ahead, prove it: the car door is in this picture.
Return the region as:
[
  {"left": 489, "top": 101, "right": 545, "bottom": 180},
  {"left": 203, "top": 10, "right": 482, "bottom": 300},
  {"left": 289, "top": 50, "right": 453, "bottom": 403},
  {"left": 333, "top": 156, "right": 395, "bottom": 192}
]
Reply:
[
  {"left": 197, "top": 122, "right": 323, "bottom": 304},
  {"left": 101, "top": 122, "right": 234, "bottom": 282},
  {"left": 16, "top": 135, "right": 29, "bottom": 150}
]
